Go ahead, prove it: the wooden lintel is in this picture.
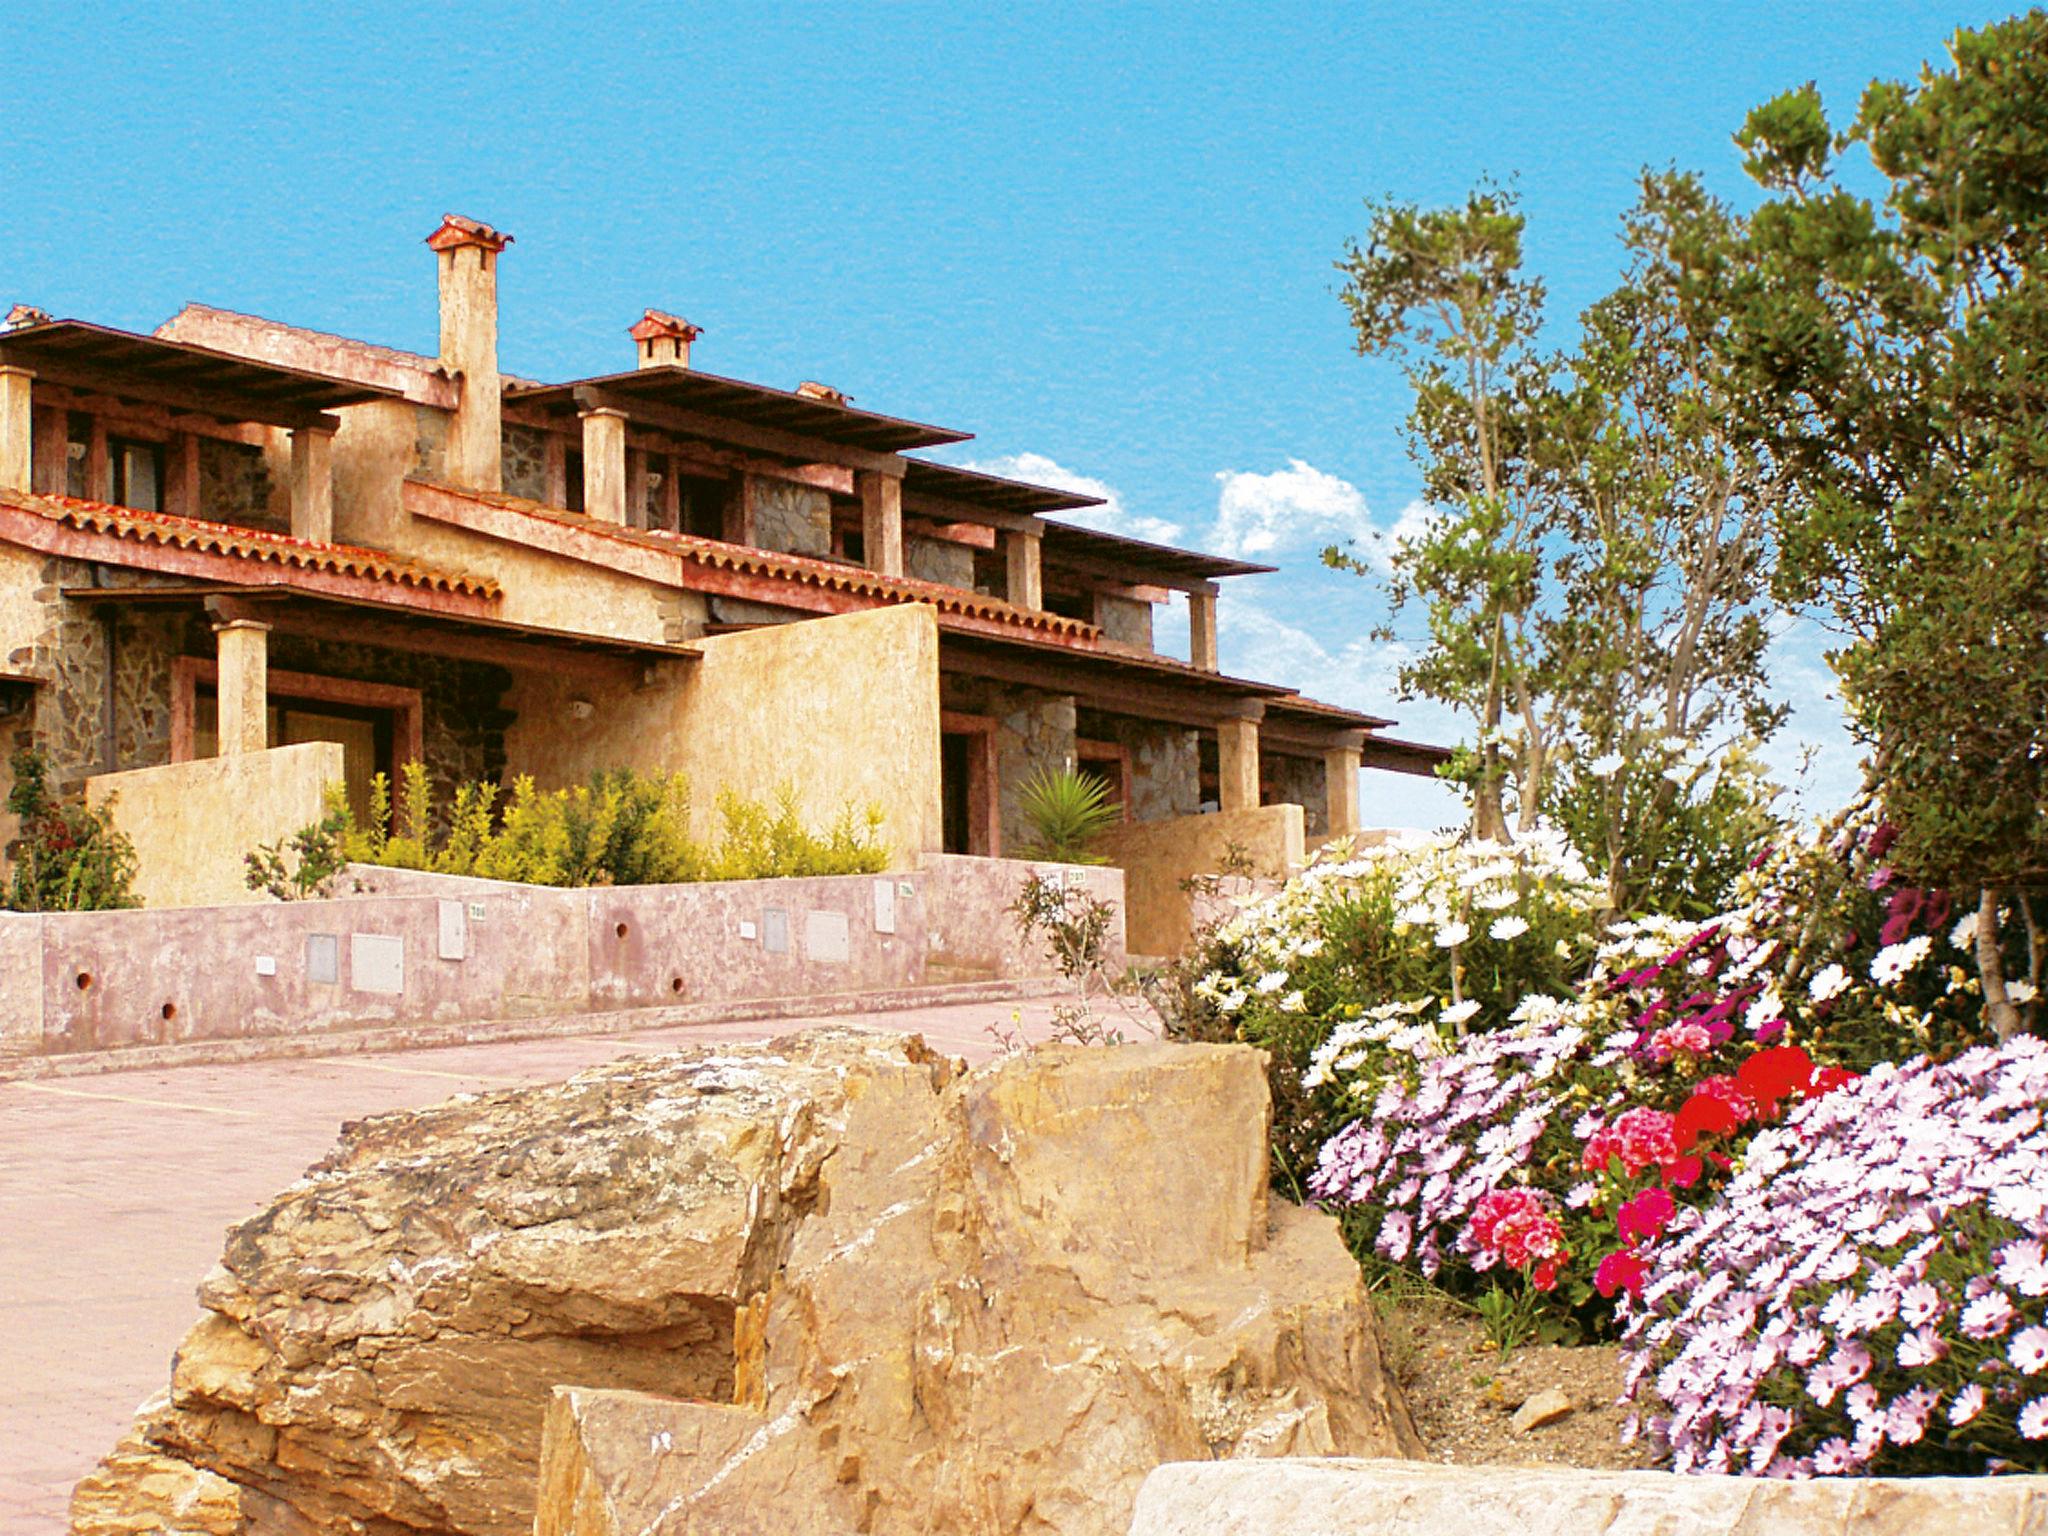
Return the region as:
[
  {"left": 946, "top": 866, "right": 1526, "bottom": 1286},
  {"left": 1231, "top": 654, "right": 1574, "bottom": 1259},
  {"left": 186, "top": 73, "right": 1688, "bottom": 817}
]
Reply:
[
  {"left": 0, "top": 347, "right": 340, "bottom": 433},
  {"left": 905, "top": 517, "right": 998, "bottom": 550},
  {"left": 505, "top": 400, "right": 857, "bottom": 496},
  {"left": 206, "top": 596, "right": 672, "bottom": 685},
  {"left": 1260, "top": 723, "right": 1372, "bottom": 755},
  {"left": 1041, "top": 543, "right": 1223, "bottom": 597},
  {"left": 899, "top": 489, "right": 1040, "bottom": 535},
  {"left": 941, "top": 644, "right": 1275, "bottom": 730},
  {"left": 571, "top": 385, "right": 905, "bottom": 478}
]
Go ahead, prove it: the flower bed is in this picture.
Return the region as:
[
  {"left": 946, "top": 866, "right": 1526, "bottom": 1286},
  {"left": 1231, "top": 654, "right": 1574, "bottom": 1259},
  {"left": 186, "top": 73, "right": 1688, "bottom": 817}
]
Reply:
[{"left": 1185, "top": 799, "right": 2038, "bottom": 1475}]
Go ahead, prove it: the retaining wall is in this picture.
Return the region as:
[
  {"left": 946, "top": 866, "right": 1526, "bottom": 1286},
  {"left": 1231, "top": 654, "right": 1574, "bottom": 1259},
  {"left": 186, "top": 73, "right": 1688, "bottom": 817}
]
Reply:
[{"left": 0, "top": 855, "right": 1121, "bottom": 1059}]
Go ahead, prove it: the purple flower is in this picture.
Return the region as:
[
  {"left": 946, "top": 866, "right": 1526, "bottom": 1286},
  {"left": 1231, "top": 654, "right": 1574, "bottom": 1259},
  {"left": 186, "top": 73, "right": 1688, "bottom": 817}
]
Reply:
[
  {"left": 1898, "top": 1282, "right": 1943, "bottom": 1327},
  {"left": 1997, "top": 1240, "right": 2048, "bottom": 1299},
  {"left": 1949, "top": 1384, "right": 1986, "bottom": 1426},
  {"left": 2022, "top": 1398, "right": 2048, "bottom": 1440},
  {"left": 2010, "top": 1326, "right": 2048, "bottom": 1376},
  {"left": 1963, "top": 1291, "right": 2018, "bottom": 1340},
  {"left": 1812, "top": 1437, "right": 1855, "bottom": 1474}
]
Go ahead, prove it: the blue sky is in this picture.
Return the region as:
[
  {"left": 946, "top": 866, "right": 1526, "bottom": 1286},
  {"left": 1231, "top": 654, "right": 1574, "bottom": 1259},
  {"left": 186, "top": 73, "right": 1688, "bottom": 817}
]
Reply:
[{"left": 4, "top": 2, "right": 1998, "bottom": 825}]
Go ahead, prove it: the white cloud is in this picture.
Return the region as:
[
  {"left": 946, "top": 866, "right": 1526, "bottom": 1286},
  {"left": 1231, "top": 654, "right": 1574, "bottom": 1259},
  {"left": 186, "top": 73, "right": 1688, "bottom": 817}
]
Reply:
[
  {"left": 1209, "top": 459, "right": 1435, "bottom": 567},
  {"left": 958, "top": 451, "right": 1185, "bottom": 545}
]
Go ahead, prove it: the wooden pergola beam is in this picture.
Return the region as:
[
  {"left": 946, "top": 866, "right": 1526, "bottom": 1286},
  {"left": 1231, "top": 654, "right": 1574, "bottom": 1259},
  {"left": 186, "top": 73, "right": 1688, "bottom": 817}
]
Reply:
[
  {"left": 0, "top": 347, "right": 341, "bottom": 433},
  {"left": 570, "top": 385, "right": 905, "bottom": 479}
]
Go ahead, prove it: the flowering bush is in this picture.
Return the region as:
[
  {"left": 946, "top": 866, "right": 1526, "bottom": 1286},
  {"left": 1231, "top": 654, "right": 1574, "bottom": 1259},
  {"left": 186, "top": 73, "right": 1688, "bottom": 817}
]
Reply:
[
  {"left": 1621, "top": 1038, "right": 2048, "bottom": 1477},
  {"left": 1189, "top": 826, "right": 1607, "bottom": 1186},
  {"left": 1269, "top": 800, "right": 2011, "bottom": 1339}
]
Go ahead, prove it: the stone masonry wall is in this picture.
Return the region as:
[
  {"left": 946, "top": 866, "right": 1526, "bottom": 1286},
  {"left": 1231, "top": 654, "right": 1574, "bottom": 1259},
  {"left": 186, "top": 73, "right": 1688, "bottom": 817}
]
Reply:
[
  {"left": 752, "top": 479, "right": 830, "bottom": 558},
  {"left": 1267, "top": 751, "right": 1329, "bottom": 838},
  {"left": 906, "top": 534, "right": 974, "bottom": 589},
  {"left": 501, "top": 423, "right": 549, "bottom": 502},
  {"left": 23, "top": 559, "right": 189, "bottom": 797},
  {"left": 1077, "top": 708, "right": 1200, "bottom": 825},
  {"left": 943, "top": 675, "right": 1077, "bottom": 854},
  {"left": 198, "top": 438, "right": 275, "bottom": 530},
  {"left": 1094, "top": 593, "right": 1155, "bottom": 650}
]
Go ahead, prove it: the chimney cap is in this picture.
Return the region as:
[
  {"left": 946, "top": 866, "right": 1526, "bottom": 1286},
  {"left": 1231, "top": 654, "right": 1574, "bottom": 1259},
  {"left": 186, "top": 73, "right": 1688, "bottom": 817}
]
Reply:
[
  {"left": 795, "top": 380, "right": 851, "bottom": 406},
  {"left": 426, "top": 214, "right": 513, "bottom": 254},
  {"left": 629, "top": 309, "right": 702, "bottom": 345},
  {"left": 4, "top": 304, "right": 51, "bottom": 332}
]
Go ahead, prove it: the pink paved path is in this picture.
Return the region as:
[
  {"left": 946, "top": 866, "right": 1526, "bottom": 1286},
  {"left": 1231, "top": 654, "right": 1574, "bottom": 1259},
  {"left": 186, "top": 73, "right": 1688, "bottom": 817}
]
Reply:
[{"left": 0, "top": 995, "right": 1072, "bottom": 1535}]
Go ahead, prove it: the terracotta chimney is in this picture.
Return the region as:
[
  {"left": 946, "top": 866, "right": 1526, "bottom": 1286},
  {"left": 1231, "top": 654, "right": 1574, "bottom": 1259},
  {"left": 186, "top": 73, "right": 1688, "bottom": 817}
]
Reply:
[
  {"left": 3, "top": 304, "right": 50, "bottom": 332},
  {"left": 426, "top": 214, "right": 511, "bottom": 491},
  {"left": 630, "top": 310, "right": 700, "bottom": 370},
  {"left": 795, "top": 381, "right": 850, "bottom": 406}
]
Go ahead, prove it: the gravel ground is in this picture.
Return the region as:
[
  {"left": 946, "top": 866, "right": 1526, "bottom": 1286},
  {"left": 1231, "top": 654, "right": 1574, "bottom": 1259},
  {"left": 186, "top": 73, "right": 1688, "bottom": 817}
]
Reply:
[{"left": 1379, "top": 1293, "right": 1661, "bottom": 1470}]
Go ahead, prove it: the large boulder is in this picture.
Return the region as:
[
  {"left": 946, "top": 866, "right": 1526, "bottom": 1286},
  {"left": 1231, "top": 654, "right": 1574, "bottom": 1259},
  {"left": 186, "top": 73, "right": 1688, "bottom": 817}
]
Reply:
[{"left": 72, "top": 1029, "right": 1419, "bottom": 1536}]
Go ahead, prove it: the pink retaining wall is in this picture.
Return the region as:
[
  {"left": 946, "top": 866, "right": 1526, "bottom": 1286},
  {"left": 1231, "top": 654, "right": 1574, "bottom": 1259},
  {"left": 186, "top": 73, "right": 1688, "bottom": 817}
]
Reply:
[{"left": 0, "top": 857, "right": 1125, "bottom": 1059}]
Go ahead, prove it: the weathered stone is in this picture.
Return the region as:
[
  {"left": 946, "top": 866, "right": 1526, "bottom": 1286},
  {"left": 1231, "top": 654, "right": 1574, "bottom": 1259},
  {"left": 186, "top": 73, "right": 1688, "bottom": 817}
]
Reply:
[
  {"left": 75, "top": 1029, "right": 1418, "bottom": 1536},
  {"left": 1127, "top": 1459, "right": 2048, "bottom": 1536},
  {"left": 1510, "top": 1385, "right": 1574, "bottom": 1434}
]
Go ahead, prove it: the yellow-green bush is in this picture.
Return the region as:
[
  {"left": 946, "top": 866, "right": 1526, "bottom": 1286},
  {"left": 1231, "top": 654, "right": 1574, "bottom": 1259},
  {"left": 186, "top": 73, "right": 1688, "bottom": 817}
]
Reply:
[{"left": 250, "top": 764, "right": 887, "bottom": 896}]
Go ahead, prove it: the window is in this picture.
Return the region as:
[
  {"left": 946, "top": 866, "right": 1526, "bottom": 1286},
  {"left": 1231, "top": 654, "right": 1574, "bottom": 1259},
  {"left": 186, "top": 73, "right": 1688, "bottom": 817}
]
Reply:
[
  {"left": 677, "top": 472, "right": 728, "bottom": 541},
  {"left": 110, "top": 437, "right": 165, "bottom": 513},
  {"left": 564, "top": 450, "right": 585, "bottom": 513}
]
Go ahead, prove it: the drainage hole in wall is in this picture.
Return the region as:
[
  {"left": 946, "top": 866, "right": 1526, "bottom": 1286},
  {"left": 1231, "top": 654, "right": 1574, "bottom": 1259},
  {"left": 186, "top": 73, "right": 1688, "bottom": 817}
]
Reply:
[
  {"left": 616, "top": 922, "right": 630, "bottom": 939},
  {"left": 670, "top": 976, "right": 684, "bottom": 994},
  {"left": 160, "top": 1002, "right": 177, "bottom": 1022},
  {"left": 75, "top": 971, "right": 92, "bottom": 991}
]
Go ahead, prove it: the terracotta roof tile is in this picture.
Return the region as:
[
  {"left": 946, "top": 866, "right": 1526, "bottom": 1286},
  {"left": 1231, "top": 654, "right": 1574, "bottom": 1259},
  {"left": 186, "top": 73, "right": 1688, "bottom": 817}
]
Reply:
[
  {"left": 0, "top": 490, "right": 501, "bottom": 598},
  {"left": 424, "top": 482, "right": 1100, "bottom": 641}
]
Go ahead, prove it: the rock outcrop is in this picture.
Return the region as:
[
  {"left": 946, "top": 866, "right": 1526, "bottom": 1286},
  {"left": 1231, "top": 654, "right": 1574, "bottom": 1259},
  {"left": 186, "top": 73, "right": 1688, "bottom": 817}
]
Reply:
[{"left": 72, "top": 1029, "right": 1418, "bottom": 1536}]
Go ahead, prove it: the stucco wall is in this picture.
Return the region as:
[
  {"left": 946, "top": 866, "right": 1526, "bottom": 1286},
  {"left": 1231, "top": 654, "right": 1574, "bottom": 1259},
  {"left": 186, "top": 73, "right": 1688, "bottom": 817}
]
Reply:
[
  {"left": 85, "top": 742, "right": 344, "bottom": 909},
  {"left": 501, "top": 605, "right": 944, "bottom": 867},
  {"left": 920, "top": 853, "right": 1126, "bottom": 981},
  {"left": 1096, "top": 803, "right": 1305, "bottom": 956},
  {"left": 6, "top": 856, "right": 1078, "bottom": 1058}
]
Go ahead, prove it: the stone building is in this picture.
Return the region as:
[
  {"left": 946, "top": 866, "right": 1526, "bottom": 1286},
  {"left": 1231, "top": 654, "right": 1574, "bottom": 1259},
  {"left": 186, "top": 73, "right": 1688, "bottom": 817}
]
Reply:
[{"left": 0, "top": 215, "right": 1444, "bottom": 948}]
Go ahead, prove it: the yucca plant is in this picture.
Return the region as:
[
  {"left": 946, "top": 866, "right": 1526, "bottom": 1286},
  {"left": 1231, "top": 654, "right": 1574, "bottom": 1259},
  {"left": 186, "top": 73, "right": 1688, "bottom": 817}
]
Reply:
[{"left": 1016, "top": 765, "right": 1119, "bottom": 865}]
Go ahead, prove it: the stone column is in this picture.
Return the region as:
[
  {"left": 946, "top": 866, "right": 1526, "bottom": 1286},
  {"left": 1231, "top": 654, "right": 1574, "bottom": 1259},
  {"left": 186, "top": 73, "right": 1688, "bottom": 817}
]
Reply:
[
  {"left": 581, "top": 408, "right": 629, "bottom": 525},
  {"left": 0, "top": 367, "right": 31, "bottom": 493},
  {"left": 214, "top": 620, "right": 270, "bottom": 756},
  {"left": 858, "top": 470, "right": 903, "bottom": 578},
  {"left": 1004, "top": 528, "right": 1043, "bottom": 610},
  {"left": 1189, "top": 589, "right": 1219, "bottom": 672},
  {"left": 1325, "top": 735, "right": 1364, "bottom": 838},
  {"left": 289, "top": 424, "right": 335, "bottom": 543},
  {"left": 1216, "top": 713, "right": 1261, "bottom": 815}
]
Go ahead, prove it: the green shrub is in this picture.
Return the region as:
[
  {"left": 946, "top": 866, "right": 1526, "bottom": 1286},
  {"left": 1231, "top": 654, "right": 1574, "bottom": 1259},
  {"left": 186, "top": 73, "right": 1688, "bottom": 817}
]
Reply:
[
  {"left": 1016, "top": 766, "right": 1119, "bottom": 864},
  {"left": 249, "top": 763, "right": 886, "bottom": 894},
  {"left": 4, "top": 748, "right": 139, "bottom": 912}
]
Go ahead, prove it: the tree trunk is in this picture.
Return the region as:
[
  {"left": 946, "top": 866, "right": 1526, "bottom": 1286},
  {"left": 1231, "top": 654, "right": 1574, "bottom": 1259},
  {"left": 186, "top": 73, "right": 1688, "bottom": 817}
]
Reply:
[{"left": 1976, "top": 886, "right": 2023, "bottom": 1040}]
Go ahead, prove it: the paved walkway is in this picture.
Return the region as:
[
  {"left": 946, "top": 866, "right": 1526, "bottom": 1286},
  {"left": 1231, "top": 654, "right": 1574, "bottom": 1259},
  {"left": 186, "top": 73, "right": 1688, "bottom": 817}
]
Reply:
[{"left": 0, "top": 995, "right": 1073, "bottom": 1535}]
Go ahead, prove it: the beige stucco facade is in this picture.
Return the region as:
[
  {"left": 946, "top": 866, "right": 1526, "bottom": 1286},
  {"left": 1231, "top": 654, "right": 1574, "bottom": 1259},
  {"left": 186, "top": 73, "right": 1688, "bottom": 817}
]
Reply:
[
  {"left": 85, "top": 741, "right": 344, "bottom": 908},
  {"left": 1098, "top": 803, "right": 1305, "bottom": 956},
  {"left": 501, "top": 604, "right": 942, "bottom": 869}
]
